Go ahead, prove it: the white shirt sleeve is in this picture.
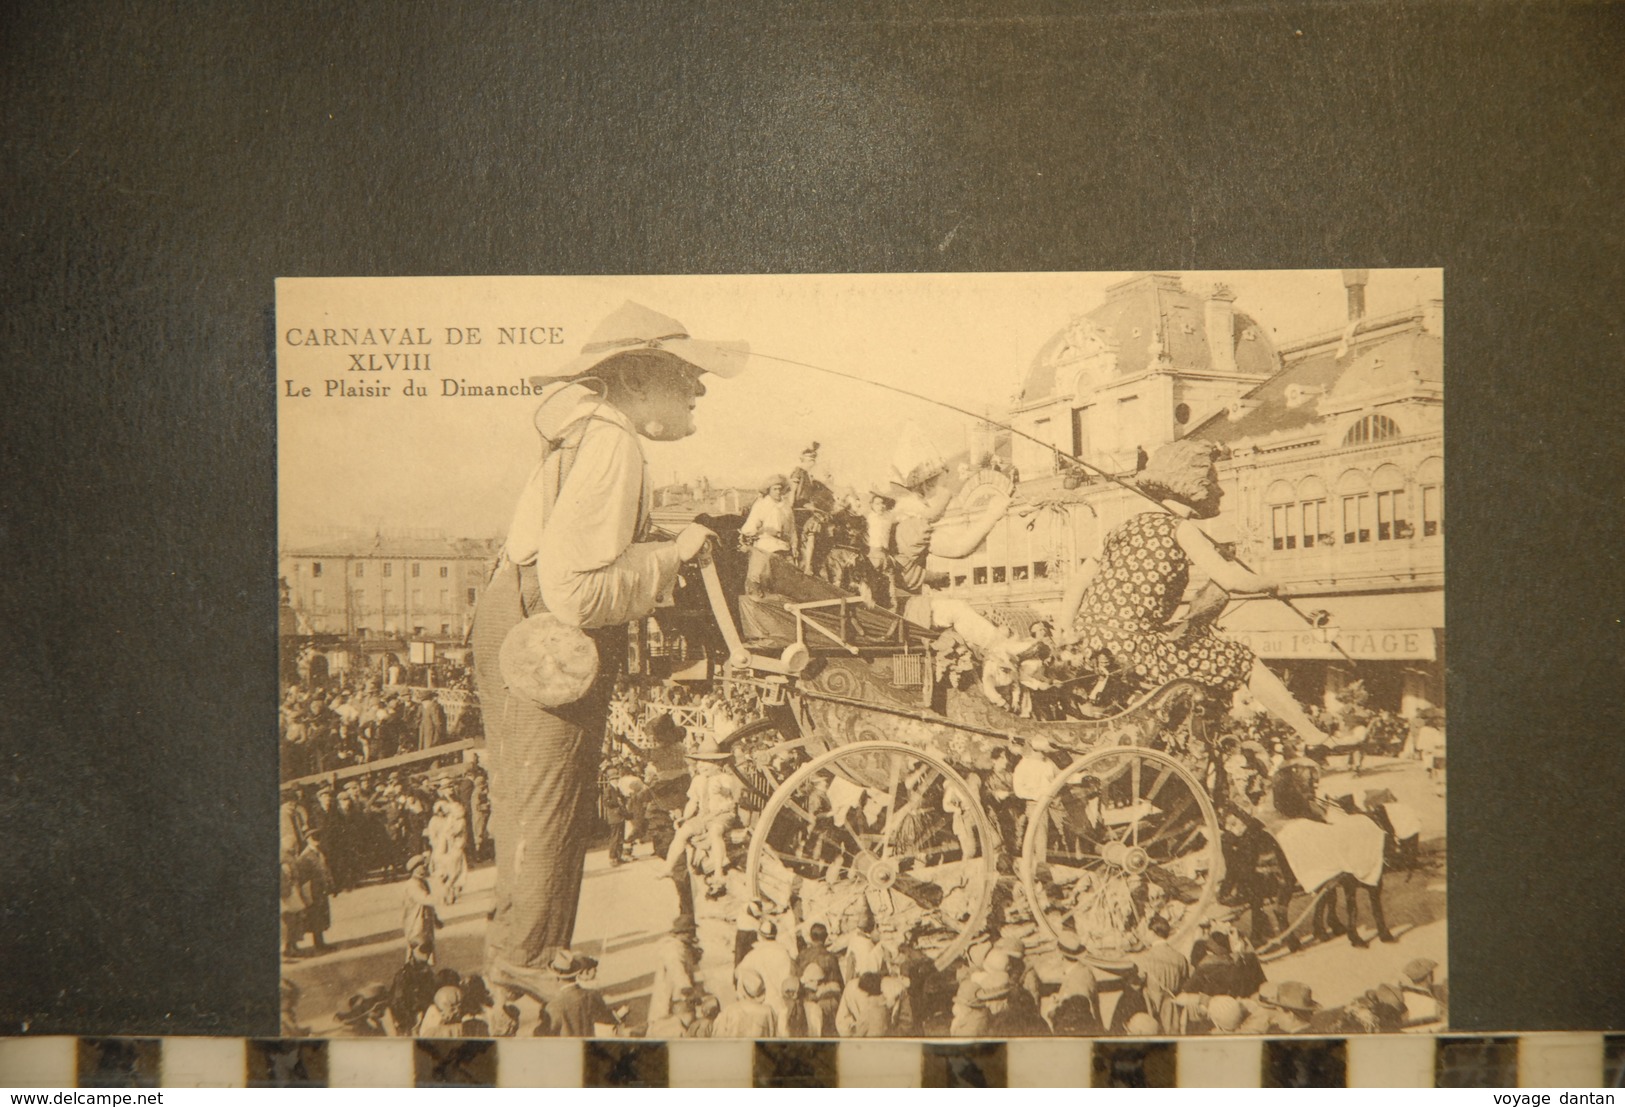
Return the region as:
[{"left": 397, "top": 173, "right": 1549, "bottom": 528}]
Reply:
[
  {"left": 740, "top": 497, "right": 768, "bottom": 540},
  {"left": 536, "top": 420, "right": 681, "bottom": 629}
]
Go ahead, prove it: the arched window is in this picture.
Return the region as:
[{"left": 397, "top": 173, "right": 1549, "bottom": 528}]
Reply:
[
  {"left": 1298, "top": 476, "right": 1331, "bottom": 549},
  {"left": 1336, "top": 469, "right": 1372, "bottom": 545},
  {"left": 1416, "top": 456, "right": 1444, "bottom": 537},
  {"left": 1343, "top": 413, "right": 1402, "bottom": 446},
  {"left": 1266, "top": 480, "right": 1297, "bottom": 551},
  {"left": 1372, "top": 464, "right": 1410, "bottom": 541}
]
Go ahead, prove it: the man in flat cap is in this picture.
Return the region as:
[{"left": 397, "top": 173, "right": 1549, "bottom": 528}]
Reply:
[{"left": 473, "top": 301, "right": 747, "bottom": 997}]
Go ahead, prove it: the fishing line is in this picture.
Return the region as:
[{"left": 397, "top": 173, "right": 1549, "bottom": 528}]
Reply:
[{"left": 747, "top": 347, "right": 1357, "bottom": 665}]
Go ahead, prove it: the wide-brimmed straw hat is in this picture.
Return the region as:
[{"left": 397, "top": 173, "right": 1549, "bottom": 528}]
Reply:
[
  {"left": 1266, "top": 981, "right": 1320, "bottom": 1013},
  {"left": 686, "top": 739, "right": 732, "bottom": 762},
  {"left": 886, "top": 423, "right": 948, "bottom": 495},
  {"left": 529, "top": 301, "right": 749, "bottom": 386},
  {"left": 1366, "top": 983, "right": 1406, "bottom": 1012},
  {"left": 335, "top": 983, "right": 390, "bottom": 1023},
  {"left": 1402, "top": 957, "right": 1438, "bottom": 983}
]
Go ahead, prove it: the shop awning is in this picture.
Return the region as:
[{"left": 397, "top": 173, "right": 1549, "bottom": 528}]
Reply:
[{"left": 1216, "top": 591, "right": 1442, "bottom": 660}]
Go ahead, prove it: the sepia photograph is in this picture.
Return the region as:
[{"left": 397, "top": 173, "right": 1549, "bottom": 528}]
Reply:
[{"left": 276, "top": 269, "right": 1446, "bottom": 1042}]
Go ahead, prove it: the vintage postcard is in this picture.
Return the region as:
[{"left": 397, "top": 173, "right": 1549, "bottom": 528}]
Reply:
[{"left": 276, "top": 271, "right": 1445, "bottom": 1040}]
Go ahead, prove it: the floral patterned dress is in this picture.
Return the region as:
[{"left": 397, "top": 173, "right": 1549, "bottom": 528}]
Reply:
[{"left": 1073, "top": 511, "right": 1253, "bottom": 695}]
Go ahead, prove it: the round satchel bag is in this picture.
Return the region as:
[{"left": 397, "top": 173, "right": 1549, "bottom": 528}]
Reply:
[{"left": 498, "top": 611, "right": 600, "bottom": 708}]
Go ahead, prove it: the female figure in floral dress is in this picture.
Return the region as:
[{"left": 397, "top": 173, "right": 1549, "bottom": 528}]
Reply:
[{"left": 1060, "top": 440, "right": 1324, "bottom": 747}]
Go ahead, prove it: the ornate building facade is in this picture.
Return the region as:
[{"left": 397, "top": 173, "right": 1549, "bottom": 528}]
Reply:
[{"left": 935, "top": 271, "right": 1444, "bottom": 715}]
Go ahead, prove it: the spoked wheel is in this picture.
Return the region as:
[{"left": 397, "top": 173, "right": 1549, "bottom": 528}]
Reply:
[
  {"left": 1020, "top": 746, "right": 1223, "bottom": 969},
  {"left": 721, "top": 716, "right": 828, "bottom": 815},
  {"left": 745, "top": 740, "right": 997, "bottom": 970}
]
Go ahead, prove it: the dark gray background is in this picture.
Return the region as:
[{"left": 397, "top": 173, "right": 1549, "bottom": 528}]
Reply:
[{"left": 2, "top": 1, "right": 1621, "bottom": 1035}]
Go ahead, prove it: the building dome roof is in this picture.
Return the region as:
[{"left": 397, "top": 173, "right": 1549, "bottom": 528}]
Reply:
[{"left": 1018, "top": 273, "right": 1278, "bottom": 405}]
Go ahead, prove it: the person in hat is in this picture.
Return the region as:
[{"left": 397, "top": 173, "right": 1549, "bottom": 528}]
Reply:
[
  {"left": 949, "top": 975, "right": 991, "bottom": 1037},
  {"left": 279, "top": 837, "right": 308, "bottom": 960},
  {"left": 1048, "top": 960, "right": 1104, "bottom": 1035},
  {"left": 1272, "top": 754, "right": 1327, "bottom": 823},
  {"left": 1187, "top": 928, "right": 1250, "bottom": 998},
  {"left": 1122, "top": 1011, "right": 1161, "bottom": 1037},
  {"left": 1203, "top": 994, "right": 1247, "bottom": 1034},
  {"left": 788, "top": 442, "right": 836, "bottom": 574},
  {"left": 1062, "top": 439, "right": 1328, "bottom": 749},
  {"left": 1414, "top": 708, "right": 1446, "bottom": 790},
  {"left": 1106, "top": 965, "right": 1155, "bottom": 1034},
  {"left": 863, "top": 488, "right": 898, "bottom": 581},
  {"left": 778, "top": 973, "right": 813, "bottom": 1038},
  {"left": 1361, "top": 787, "right": 1422, "bottom": 872},
  {"left": 334, "top": 983, "right": 391, "bottom": 1037},
  {"left": 387, "top": 942, "right": 440, "bottom": 1036},
  {"left": 713, "top": 967, "right": 779, "bottom": 1038},
  {"left": 735, "top": 916, "right": 797, "bottom": 1031},
  {"left": 416, "top": 983, "right": 466, "bottom": 1038},
  {"left": 1344, "top": 983, "right": 1408, "bottom": 1033},
  {"left": 647, "top": 985, "right": 709, "bottom": 1039},
  {"left": 882, "top": 422, "right": 1011, "bottom": 623},
  {"left": 290, "top": 828, "right": 334, "bottom": 954},
  {"left": 401, "top": 852, "right": 441, "bottom": 954},
  {"left": 1012, "top": 735, "right": 1060, "bottom": 837},
  {"left": 1137, "top": 915, "right": 1192, "bottom": 1033},
  {"left": 888, "top": 924, "right": 935, "bottom": 1035},
  {"left": 794, "top": 921, "right": 844, "bottom": 991},
  {"left": 425, "top": 790, "right": 469, "bottom": 906},
  {"left": 663, "top": 738, "right": 741, "bottom": 897},
  {"left": 739, "top": 473, "right": 796, "bottom": 596},
  {"left": 472, "top": 301, "right": 746, "bottom": 995},
  {"left": 650, "top": 915, "right": 703, "bottom": 1021},
  {"left": 547, "top": 950, "right": 620, "bottom": 1037},
  {"left": 417, "top": 689, "right": 447, "bottom": 752},
  {"left": 1260, "top": 980, "right": 1320, "bottom": 1034},
  {"left": 461, "top": 975, "right": 520, "bottom": 1038},
  {"left": 1399, "top": 956, "right": 1447, "bottom": 1026}
]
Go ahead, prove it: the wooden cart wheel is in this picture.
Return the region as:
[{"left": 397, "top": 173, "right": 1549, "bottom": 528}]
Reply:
[
  {"left": 720, "top": 715, "right": 827, "bottom": 814},
  {"left": 1020, "top": 746, "right": 1224, "bottom": 969},
  {"left": 745, "top": 740, "right": 997, "bottom": 971}
]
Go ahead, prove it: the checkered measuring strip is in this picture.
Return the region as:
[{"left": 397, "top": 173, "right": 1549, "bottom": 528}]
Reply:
[{"left": 0, "top": 1034, "right": 1617, "bottom": 1088}]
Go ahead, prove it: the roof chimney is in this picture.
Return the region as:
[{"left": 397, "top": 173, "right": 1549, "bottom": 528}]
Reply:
[
  {"left": 1204, "top": 283, "right": 1238, "bottom": 374},
  {"left": 1341, "top": 269, "right": 1369, "bottom": 322}
]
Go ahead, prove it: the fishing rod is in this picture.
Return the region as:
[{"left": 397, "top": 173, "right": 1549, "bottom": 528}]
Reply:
[{"left": 748, "top": 348, "right": 1358, "bottom": 665}]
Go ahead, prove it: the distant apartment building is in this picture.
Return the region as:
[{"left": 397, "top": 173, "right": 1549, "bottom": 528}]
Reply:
[{"left": 279, "top": 533, "right": 501, "bottom": 643}]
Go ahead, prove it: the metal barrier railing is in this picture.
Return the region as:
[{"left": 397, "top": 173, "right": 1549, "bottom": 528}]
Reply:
[{"left": 282, "top": 739, "right": 485, "bottom": 789}]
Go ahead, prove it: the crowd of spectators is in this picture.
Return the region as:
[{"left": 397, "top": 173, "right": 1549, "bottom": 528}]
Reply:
[
  {"left": 280, "top": 671, "right": 481, "bottom": 781},
  {"left": 279, "top": 760, "right": 493, "bottom": 958},
  {"left": 282, "top": 659, "right": 1447, "bottom": 1039},
  {"left": 1209, "top": 694, "right": 1446, "bottom": 799},
  {"left": 308, "top": 893, "right": 1446, "bottom": 1038},
  {"left": 606, "top": 677, "right": 770, "bottom": 752}
]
